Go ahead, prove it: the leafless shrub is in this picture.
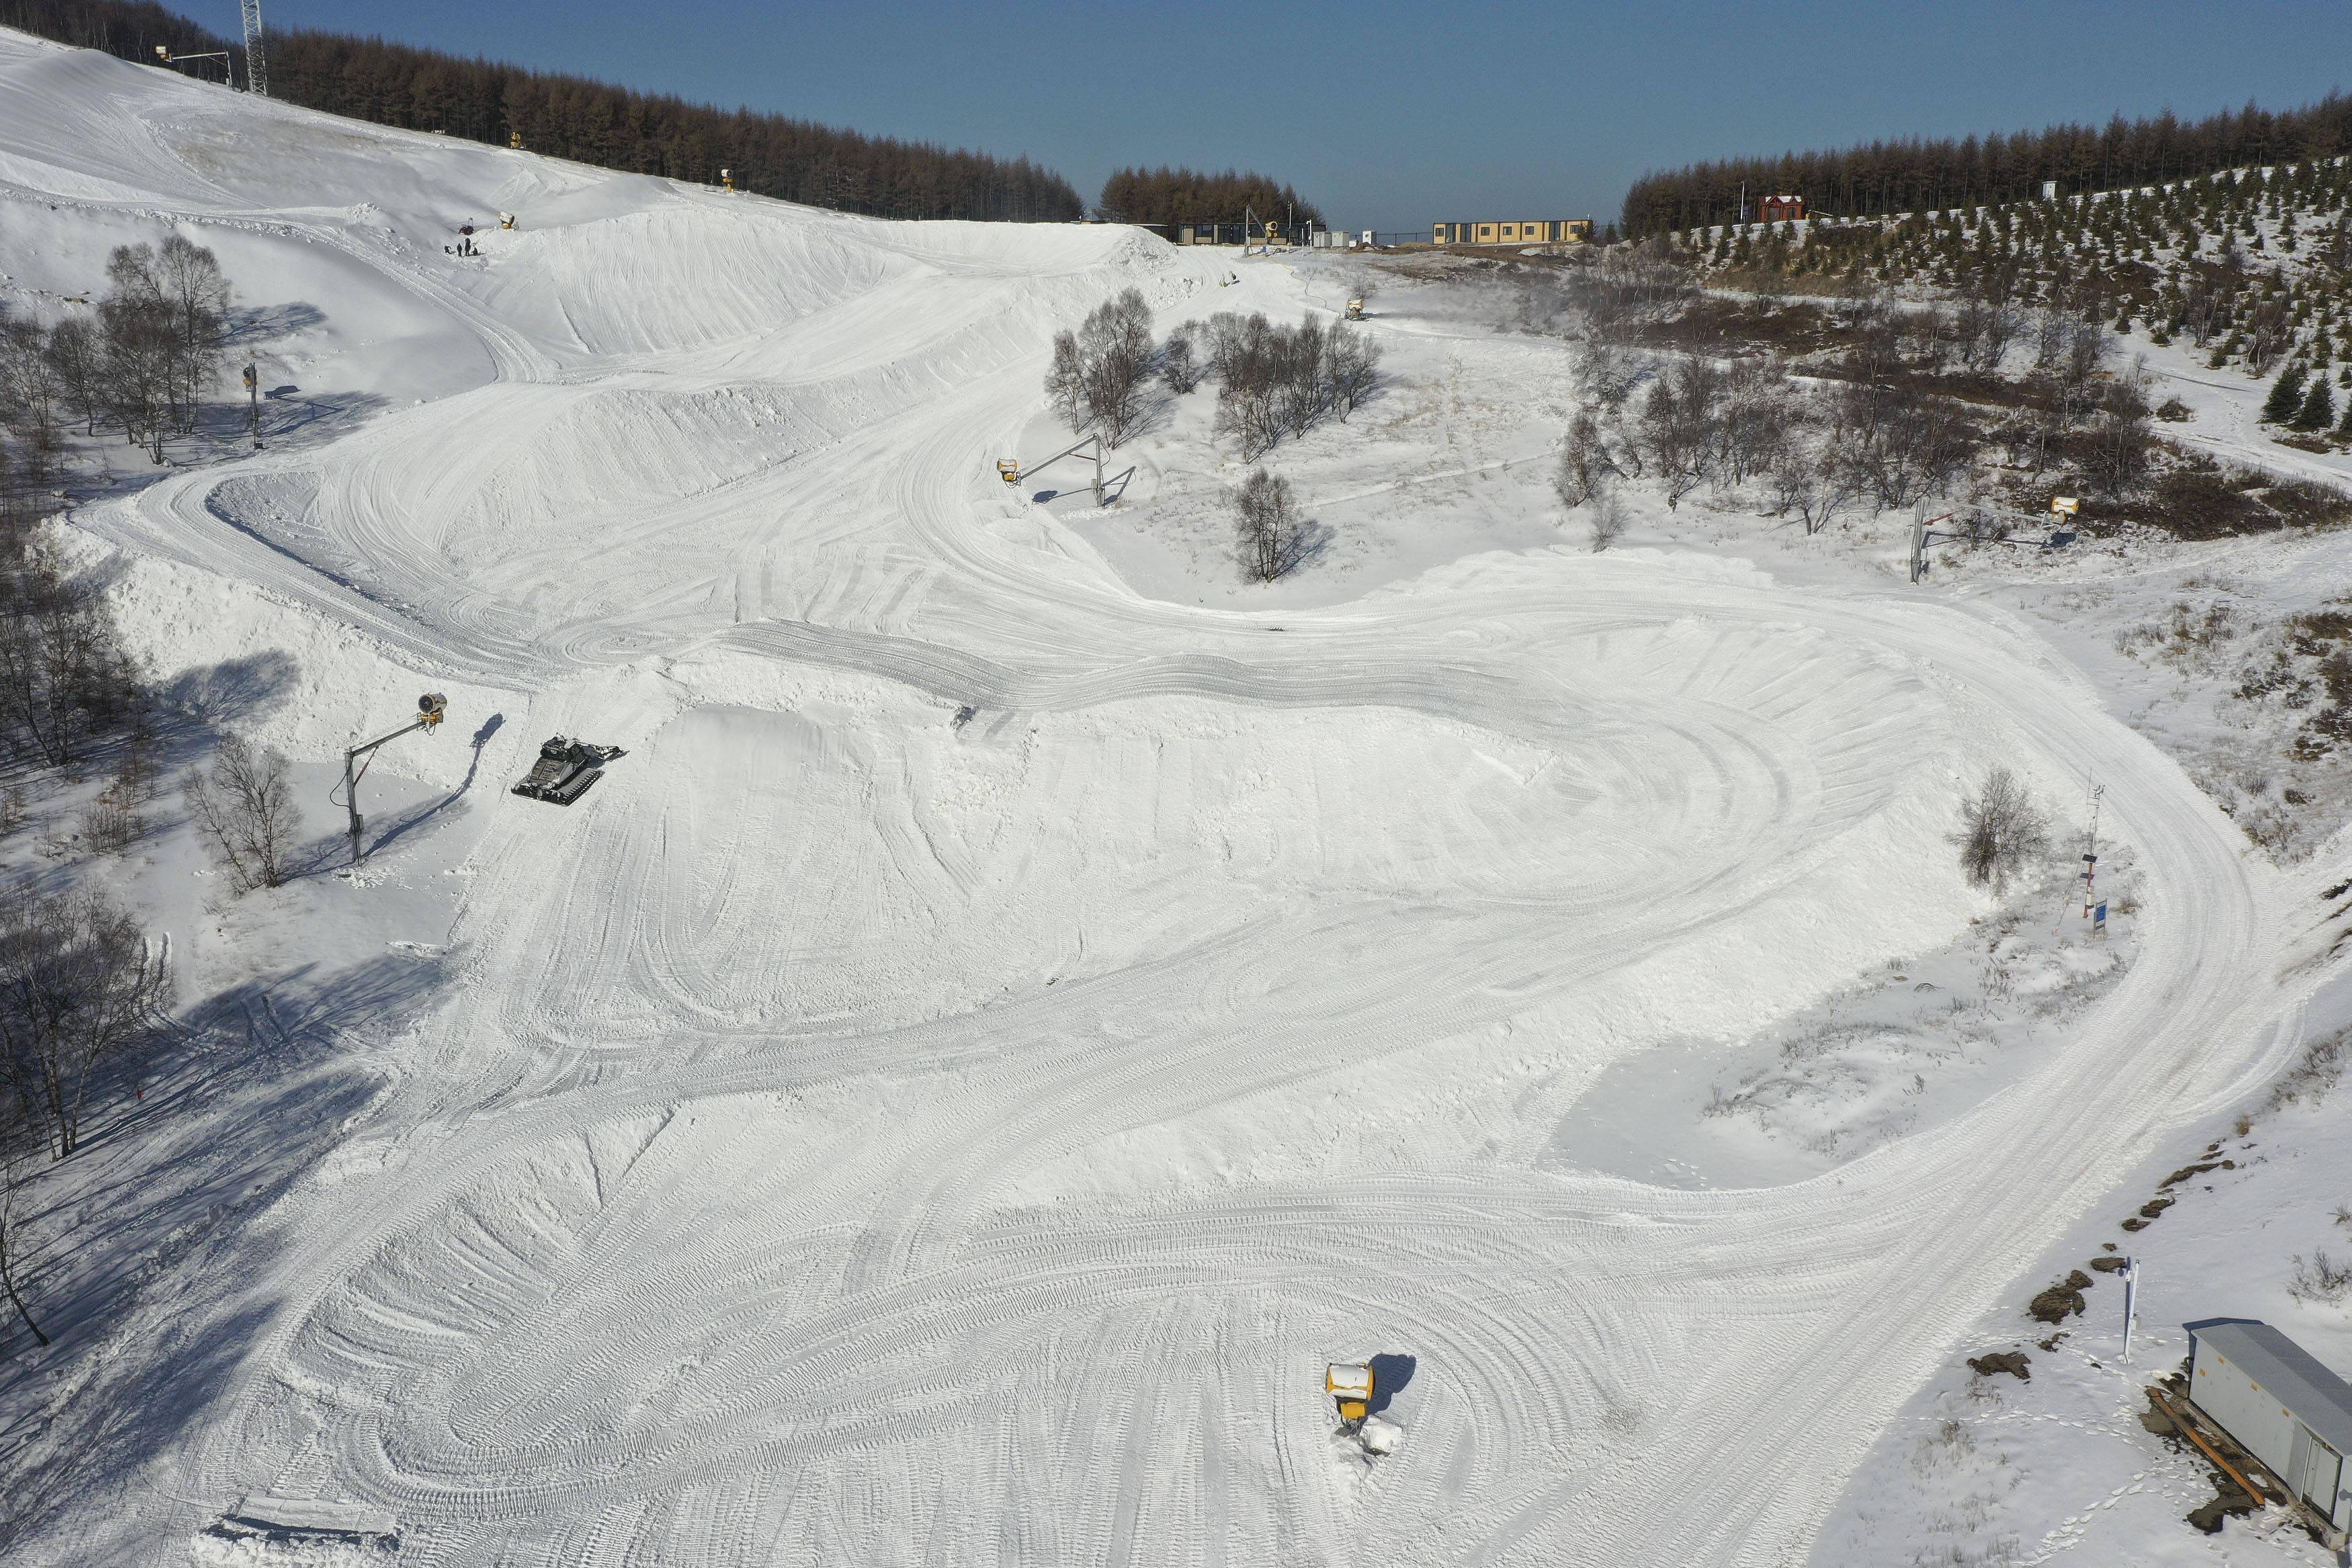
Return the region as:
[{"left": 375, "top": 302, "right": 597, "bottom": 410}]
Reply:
[
  {"left": 1232, "top": 468, "right": 1310, "bottom": 582},
  {"left": 77, "top": 787, "right": 139, "bottom": 855},
  {"left": 0, "top": 885, "right": 172, "bottom": 1158},
  {"left": 185, "top": 733, "right": 298, "bottom": 894},
  {"left": 1587, "top": 491, "right": 1628, "bottom": 553},
  {"left": 2258, "top": 1027, "right": 2345, "bottom": 1119},
  {"left": 1954, "top": 766, "right": 2049, "bottom": 891},
  {"left": 2287, "top": 1248, "right": 2352, "bottom": 1305}
]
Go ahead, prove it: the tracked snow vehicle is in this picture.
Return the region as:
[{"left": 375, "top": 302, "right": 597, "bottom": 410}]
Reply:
[{"left": 511, "top": 736, "right": 626, "bottom": 805}]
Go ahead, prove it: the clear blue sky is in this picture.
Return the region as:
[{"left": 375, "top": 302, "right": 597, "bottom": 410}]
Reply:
[{"left": 231, "top": 1, "right": 2352, "bottom": 230}]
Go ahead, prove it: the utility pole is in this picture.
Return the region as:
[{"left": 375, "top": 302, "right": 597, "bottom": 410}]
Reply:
[
  {"left": 341, "top": 694, "right": 446, "bottom": 868},
  {"left": 243, "top": 361, "right": 260, "bottom": 448}
]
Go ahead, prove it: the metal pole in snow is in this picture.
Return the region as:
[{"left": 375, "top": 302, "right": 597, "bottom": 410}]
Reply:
[
  {"left": 2122, "top": 1257, "right": 2139, "bottom": 1364},
  {"left": 344, "top": 748, "right": 362, "bottom": 867}
]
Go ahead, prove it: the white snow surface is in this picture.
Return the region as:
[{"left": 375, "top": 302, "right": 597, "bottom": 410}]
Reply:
[{"left": 1, "top": 30, "right": 2345, "bottom": 1567}]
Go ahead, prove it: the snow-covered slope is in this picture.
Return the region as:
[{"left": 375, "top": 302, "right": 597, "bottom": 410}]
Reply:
[{"left": 0, "top": 29, "right": 2340, "bottom": 1567}]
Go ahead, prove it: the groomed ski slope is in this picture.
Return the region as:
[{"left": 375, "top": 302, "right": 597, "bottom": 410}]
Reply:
[{"left": 0, "top": 32, "right": 2329, "bottom": 1565}]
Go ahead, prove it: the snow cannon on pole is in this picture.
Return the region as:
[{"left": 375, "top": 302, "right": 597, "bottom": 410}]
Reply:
[
  {"left": 1344, "top": 297, "right": 1365, "bottom": 320},
  {"left": 995, "top": 437, "right": 1106, "bottom": 507},
  {"left": 339, "top": 694, "right": 448, "bottom": 870}
]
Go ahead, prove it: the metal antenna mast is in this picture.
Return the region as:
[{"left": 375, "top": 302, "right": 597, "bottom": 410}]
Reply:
[{"left": 239, "top": 0, "right": 269, "bottom": 96}]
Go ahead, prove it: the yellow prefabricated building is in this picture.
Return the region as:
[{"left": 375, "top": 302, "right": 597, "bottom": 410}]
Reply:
[{"left": 1431, "top": 219, "right": 1593, "bottom": 247}]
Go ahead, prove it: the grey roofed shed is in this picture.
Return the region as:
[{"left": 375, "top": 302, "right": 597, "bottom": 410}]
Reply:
[{"left": 2185, "top": 1318, "right": 2352, "bottom": 1535}]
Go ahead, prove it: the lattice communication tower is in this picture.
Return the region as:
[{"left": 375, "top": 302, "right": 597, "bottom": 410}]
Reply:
[{"left": 239, "top": 0, "right": 268, "bottom": 96}]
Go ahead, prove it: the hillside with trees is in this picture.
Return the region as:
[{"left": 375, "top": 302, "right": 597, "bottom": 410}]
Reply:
[
  {"left": 1623, "top": 94, "right": 2352, "bottom": 234},
  {"left": 0, "top": 0, "right": 1082, "bottom": 222},
  {"left": 1097, "top": 167, "right": 1322, "bottom": 229}
]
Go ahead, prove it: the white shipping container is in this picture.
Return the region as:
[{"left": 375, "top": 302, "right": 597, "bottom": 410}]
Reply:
[{"left": 2186, "top": 1319, "right": 2352, "bottom": 1538}]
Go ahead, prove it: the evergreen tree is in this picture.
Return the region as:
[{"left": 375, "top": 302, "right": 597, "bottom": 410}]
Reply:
[
  {"left": 1096, "top": 168, "right": 1322, "bottom": 229},
  {"left": 2261, "top": 363, "right": 2308, "bottom": 423},
  {"left": 2294, "top": 374, "right": 2337, "bottom": 431}
]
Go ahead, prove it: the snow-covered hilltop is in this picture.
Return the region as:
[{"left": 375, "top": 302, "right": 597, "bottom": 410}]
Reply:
[{"left": 0, "top": 28, "right": 2345, "bottom": 1568}]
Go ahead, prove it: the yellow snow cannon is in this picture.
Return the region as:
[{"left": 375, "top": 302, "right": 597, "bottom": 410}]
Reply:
[
  {"left": 1327, "top": 1362, "right": 1374, "bottom": 1429},
  {"left": 995, "top": 458, "right": 1021, "bottom": 485},
  {"left": 1344, "top": 298, "right": 1364, "bottom": 320}
]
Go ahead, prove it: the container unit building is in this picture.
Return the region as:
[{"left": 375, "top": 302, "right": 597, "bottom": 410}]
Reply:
[
  {"left": 1432, "top": 219, "right": 1593, "bottom": 247},
  {"left": 2185, "top": 1319, "right": 2352, "bottom": 1545}
]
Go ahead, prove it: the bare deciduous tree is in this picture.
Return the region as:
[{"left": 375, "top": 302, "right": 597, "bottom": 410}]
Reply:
[
  {"left": 185, "top": 734, "right": 298, "bottom": 894},
  {"left": 0, "top": 551, "right": 138, "bottom": 767},
  {"left": 1954, "top": 765, "right": 2049, "bottom": 892},
  {"left": 155, "top": 234, "right": 231, "bottom": 424},
  {"left": 1554, "top": 411, "right": 1620, "bottom": 508},
  {"left": 2082, "top": 359, "right": 2155, "bottom": 494},
  {"left": 1232, "top": 467, "right": 1308, "bottom": 582},
  {"left": 1044, "top": 330, "right": 1086, "bottom": 429},
  {"left": 1713, "top": 356, "right": 1800, "bottom": 487},
  {"left": 1077, "top": 288, "right": 1154, "bottom": 447},
  {"left": 0, "top": 1121, "right": 46, "bottom": 1346},
  {"left": 1639, "top": 359, "right": 1722, "bottom": 510},
  {"left": 1041, "top": 290, "right": 1157, "bottom": 446},
  {"left": 1323, "top": 320, "right": 1380, "bottom": 419},
  {"left": 40, "top": 318, "right": 104, "bottom": 438},
  {"left": 1159, "top": 322, "right": 1201, "bottom": 394},
  {"left": 1769, "top": 447, "right": 1856, "bottom": 534},
  {"left": 0, "top": 887, "right": 172, "bottom": 1160}
]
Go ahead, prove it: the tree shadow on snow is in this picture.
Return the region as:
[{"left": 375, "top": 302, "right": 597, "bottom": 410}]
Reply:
[
  {"left": 223, "top": 301, "right": 325, "bottom": 350},
  {"left": 0, "top": 947, "right": 447, "bottom": 1556},
  {"left": 155, "top": 649, "right": 302, "bottom": 732},
  {"left": 1235, "top": 518, "right": 1333, "bottom": 584}
]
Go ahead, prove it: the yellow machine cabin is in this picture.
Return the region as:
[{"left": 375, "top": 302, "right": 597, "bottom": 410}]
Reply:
[{"left": 1327, "top": 1362, "right": 1374, "bottom": 1426}]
